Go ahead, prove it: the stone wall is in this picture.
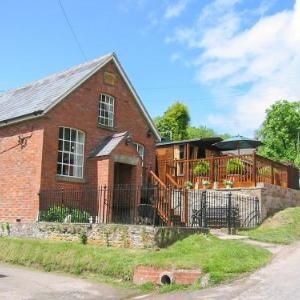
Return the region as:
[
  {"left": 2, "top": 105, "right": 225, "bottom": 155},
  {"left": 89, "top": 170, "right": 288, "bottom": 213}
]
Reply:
[
  {"left": 0, "top": 222, "right": 207, "bottom": 249},
  {"left": 221, "top": 183, "right": 300, "bottom": 220}
]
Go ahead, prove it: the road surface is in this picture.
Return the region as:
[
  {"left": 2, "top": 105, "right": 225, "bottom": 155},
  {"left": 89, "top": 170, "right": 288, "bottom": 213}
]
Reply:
[{"left": 0, "top": 264, "right": 138, "bottom": 300}]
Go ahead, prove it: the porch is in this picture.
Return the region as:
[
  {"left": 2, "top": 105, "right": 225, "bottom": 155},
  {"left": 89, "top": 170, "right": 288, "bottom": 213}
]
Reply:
[{"left": 161, "top": 152, "right": 298, "bottom": 189}]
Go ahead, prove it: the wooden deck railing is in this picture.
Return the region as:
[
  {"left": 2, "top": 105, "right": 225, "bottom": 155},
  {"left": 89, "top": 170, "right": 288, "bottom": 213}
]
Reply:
[{"left": 164, "top": 153, "right": 290, "bottom": 189}]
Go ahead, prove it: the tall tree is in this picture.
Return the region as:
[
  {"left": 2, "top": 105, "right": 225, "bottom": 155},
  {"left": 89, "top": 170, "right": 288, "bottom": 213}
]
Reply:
[
  {"left": 187, "top": 126, "right": 216, "bottom": 139},
  {"left": 154, "top": 102, "right": 190, "bottom": 141},
  {"left": 257, "top": 100, "right": 300, "bottom": 166}
]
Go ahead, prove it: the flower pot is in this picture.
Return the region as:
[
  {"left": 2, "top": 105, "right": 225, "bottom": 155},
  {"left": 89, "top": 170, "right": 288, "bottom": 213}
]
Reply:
[{"left": 213, "top": 182, "right": 219, "bottom": 189}]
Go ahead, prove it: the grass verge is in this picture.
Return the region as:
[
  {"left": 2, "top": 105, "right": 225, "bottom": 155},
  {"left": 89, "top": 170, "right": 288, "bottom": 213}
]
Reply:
[
  {"left": 240, "top": 207, "right": 300, "bottom": 245},
  {"left": 0, "top": 234, "right": 271, "bottom": 292}
]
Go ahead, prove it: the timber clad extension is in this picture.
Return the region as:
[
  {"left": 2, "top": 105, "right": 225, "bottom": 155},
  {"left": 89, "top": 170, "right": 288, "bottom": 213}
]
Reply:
[
  {"left": 0, "top": 53, "right": 160, "bottom": 222},
  {"left": 156, "top": 139, "right": 299, "bottom": 190}
]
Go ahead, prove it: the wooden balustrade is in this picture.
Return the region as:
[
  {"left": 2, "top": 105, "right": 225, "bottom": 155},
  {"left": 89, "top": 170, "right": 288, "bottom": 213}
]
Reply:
[{"left": 163, "top": 153, "right": 289, "bottom": 189}]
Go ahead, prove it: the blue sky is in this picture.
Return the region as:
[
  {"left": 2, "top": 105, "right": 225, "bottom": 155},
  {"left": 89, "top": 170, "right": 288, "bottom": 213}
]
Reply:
[{"left": 0, "top": 0, "right": 298, "bottom": 136}]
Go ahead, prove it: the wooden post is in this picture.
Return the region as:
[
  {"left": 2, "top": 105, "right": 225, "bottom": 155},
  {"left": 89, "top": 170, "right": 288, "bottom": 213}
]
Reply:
[
  {"left": 167, "top": 188, "right": 172, "bottom": 226},
  {"left": 253, "top": 151, "right": 257, "bottom": 187},
  {"left": 210, "top": 157, "right": 215, "bottom": 183},
  {"left": 271, "top": 161, "right": 274, "bottom": 184},
  {"left": 186, "top": 143, "right": 190, "bottom": 184},
  {"left": 164, "top": 161, "right": 168, "bottom": 185}
]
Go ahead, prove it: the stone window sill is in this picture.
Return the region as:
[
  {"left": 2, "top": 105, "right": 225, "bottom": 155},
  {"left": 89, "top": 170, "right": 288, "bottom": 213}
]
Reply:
[
  {"left": 97, "top": 124, "right": 117, "bottom": 132},
  {"left": 56, "top": 175, "right": 86, "bottom": 184}
]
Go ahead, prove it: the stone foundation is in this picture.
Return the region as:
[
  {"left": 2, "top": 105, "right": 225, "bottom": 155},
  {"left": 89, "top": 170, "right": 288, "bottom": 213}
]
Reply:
[{"left": 0, "top": 222, "right": 208, "bottom": 249}]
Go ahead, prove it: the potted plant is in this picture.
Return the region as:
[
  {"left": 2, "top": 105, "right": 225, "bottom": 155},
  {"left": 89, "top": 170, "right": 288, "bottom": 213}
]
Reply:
[
  {"left": 213, "top": 181, "right": 219, "bottom": 189},
  {"left": 223, "top": 179, "right": 233, "bottom": 188},
  {"left": 202, "top": 179, "right": 211, "bottom": 189},
  {"left": 193, "top": 160, "right": 210, "bottom": 187},
  {"left": 184, "top": 181, "right": 193, "bottom": 190},
  {"left": 226, "top": 158, "right": 245, "bottom": 182}
]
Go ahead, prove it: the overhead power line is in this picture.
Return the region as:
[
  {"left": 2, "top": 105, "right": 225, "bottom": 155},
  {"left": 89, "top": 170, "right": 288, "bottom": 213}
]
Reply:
[{"left": 57, "top": 0, "right": 87, "bottom": 62}]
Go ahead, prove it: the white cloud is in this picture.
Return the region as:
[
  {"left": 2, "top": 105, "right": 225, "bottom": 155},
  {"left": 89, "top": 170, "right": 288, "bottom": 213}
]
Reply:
[
  {"left": 164, "top": 0, "right": 189, "bottom": 19},
  {"left": 166, "top": 0, "right": 300, "bottom": 135},
  {"left": 170, "top": 52, "right": 181, "bottom": 62}
]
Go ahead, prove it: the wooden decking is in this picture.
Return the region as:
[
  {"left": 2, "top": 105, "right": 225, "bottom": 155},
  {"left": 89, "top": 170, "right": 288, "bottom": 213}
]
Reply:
[{"left": 159, "top": 153, "right": 296, "bottom": 189}]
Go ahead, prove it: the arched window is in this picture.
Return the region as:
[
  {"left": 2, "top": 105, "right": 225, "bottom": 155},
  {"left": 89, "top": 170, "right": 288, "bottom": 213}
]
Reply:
[
  {"left": 57, "top": 127, "right": 85, "bottom": 178},
  {"left": 99, "top": 94, "right": 115, "bottom": 127}
]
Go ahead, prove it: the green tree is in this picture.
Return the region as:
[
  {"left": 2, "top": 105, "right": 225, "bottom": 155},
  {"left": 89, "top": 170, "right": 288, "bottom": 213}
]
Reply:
[
  {"left": 154, "top": 102, "right": 190, "bottom": 141},
  {"left": 257, "top": 100, "right": 300, "bottom": 167},
  {"left": 187, "top": 126, "right": 216, "bottom": 139},
  {"left": 187, "top": 126, "right": 231, "bottom": 140}
]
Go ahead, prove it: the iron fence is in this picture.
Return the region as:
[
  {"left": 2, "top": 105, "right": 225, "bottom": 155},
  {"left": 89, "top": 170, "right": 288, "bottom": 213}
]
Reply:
[
  {"left": 38, "top": 185, "right": 260, "bottom": 231},
  {"left": 189, "top": 190, "right": 260, "bottom": 232}
]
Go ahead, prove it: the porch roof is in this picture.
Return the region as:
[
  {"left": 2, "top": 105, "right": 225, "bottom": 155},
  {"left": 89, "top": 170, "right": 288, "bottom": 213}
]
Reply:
[{"left": 90, "top": 132, "right": 128, "bottom": 157}]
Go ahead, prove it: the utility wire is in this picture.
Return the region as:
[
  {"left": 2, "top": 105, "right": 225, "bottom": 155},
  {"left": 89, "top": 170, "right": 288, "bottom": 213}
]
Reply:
[{"left": 57, "top": 0, "right": 87, "bottom": 62}]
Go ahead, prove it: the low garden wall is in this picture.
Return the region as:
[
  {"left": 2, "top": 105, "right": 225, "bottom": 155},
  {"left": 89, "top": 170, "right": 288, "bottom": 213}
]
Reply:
[
  {"left": 222, "top": 183, "right": 300, "bottom": 220},
  {"left": 0, "top": 222, "right": 208, "bottom": 249}
]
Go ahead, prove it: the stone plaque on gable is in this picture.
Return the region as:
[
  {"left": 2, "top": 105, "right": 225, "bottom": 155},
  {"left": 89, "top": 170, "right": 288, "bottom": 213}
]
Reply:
[{"left": 104, "top": 72, "right": 117, "bottom": 86}]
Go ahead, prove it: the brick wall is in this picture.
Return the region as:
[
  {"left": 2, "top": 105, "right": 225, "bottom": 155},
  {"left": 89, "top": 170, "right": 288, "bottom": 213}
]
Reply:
[
  {"left": 0, "top": 60, "right": 157, "bottom": 222},
  {"left": 40, "top": 60, "right": 156, "bottom": 190},
  {"left": 0, "top": 121, "right": 44, "bottom": 222},
  {"left": 133, "top": 266, "right": 202, "bottom": 285}
]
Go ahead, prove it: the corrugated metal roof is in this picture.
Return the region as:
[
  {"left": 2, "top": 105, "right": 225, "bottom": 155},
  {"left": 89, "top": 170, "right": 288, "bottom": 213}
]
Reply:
[
  {"left": 91, "top": 132, "right": 128, "bottom": 157},
  {"left": 0, "top": 54, "right": 112, "bottom": 123}
]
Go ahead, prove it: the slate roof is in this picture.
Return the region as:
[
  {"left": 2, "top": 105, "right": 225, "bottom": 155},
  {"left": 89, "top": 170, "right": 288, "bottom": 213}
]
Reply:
[
  {"left": 0, "top": 53, "right": 112, "bottom": 123},
  {"left": 91, "top": 132, "right": 128, "bottom": 157},
  {"left": 0, "top": 53, "right": 161, "bottom": 140}
]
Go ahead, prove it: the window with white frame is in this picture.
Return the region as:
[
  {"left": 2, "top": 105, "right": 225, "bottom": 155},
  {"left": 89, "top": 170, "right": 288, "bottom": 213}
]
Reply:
[
  {"left": 134, "top": 142, "right": 145, "bottom": 164},
  {"left": 57, "top": 127, "right": 85, "bottom": 178},
  {"left": 99, "top": 94, "right": 114, "bottom": 127}
]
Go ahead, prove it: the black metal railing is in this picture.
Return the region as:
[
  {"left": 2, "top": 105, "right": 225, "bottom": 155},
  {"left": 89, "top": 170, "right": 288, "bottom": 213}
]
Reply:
[
  {"left": 189, "top": 190, "right": 260, "bottom": 233},
  {"left": 38, "top": 185, "right": 260, "bottom": 231}
]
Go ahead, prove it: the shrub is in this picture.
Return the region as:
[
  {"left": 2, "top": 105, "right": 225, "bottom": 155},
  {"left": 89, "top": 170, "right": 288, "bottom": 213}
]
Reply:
[
  {"left": 79, "top": 232, "right": 88, "bottom": 245},
  {"left": 226, "top": 158, "right": 245, "bottom": 174},
  {"left": 193, "top": 160, "right": 210, "bottom": 176},
  {"left": 39, "top": 206, "right": 91, "bottom": 223},
  {"left": 184, "top": 181, "right": 193, "bottom": 189}
]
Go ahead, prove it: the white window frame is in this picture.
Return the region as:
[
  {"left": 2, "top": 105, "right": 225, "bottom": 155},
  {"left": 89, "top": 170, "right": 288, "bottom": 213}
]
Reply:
[
  {"left": 99, "top": 93, "right": 115, "bottom": 127},
  {"left": 133, "top": 142, "right": 145, "bottom": 165},
  {"left": 57, "top": 127, "right": 85, "bottom": 179}
]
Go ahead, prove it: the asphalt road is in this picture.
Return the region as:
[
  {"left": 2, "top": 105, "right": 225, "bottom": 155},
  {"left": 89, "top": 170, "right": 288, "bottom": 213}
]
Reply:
[
  {"left": 0, "top": 264, "right": 138, "bottom": 300},
  {"left": 144, "top": 241, "right": 300, "bottom": 300}
]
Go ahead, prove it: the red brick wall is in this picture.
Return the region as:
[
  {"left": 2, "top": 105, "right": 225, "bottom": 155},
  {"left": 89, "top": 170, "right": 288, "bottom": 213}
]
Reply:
[
  {"left": 133, "top": 266, "right": 202, "bottom": 285},
  {"left": 0, "top": 60, "right": 157, "bottom": 222},
  {"left": 0, "top": 120, "right": 44, "bottom": 222},
  {"left": 40, "top": 60, "right": 156, "bottom": 190}
]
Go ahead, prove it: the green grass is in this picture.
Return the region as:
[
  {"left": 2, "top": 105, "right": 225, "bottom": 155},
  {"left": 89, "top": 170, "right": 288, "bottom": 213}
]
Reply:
[
  {"left": 0, "top": 234, "right": 271, "bottom": 291},
  {"left": 240, "top": 207, "right": 300, "bottom": 244}
]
